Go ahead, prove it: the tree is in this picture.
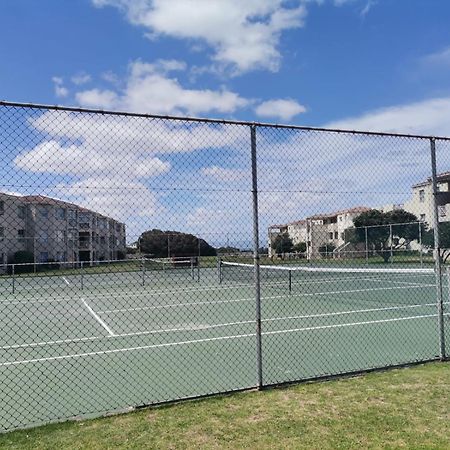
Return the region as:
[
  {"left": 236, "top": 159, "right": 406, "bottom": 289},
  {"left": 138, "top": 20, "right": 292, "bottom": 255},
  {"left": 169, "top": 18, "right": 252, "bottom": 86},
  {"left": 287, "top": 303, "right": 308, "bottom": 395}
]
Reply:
[
  {"left": 139, "top": 229, "right": 216, "bottom": 257},
  {"left": 292, "top": 242, "right": 307, "bottom": 253},
  {"left": 352, "top": 209, "right": 422, "bottom": 262},
  {"left": 271, "top": 232, "right": 293, "bottom": 255}
]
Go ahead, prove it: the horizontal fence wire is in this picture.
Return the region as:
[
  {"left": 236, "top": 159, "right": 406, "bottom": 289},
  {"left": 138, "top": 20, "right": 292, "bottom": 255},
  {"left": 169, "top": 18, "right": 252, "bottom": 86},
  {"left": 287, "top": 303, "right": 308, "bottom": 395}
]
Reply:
[{"left": 0, "top": 100, "right": 449, "bottom": 431}]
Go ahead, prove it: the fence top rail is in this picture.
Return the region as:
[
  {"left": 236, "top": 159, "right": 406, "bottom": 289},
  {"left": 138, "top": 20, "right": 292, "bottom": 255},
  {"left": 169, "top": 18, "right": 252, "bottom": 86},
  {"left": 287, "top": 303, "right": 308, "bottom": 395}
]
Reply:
[{"left": 2, "top": 100, "right": 450, "bottom": 141}]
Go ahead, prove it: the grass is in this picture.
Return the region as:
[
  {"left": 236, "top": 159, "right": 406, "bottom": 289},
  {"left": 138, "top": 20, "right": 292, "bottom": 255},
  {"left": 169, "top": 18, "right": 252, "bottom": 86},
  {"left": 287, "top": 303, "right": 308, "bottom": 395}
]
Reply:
[{"left": 1, "top": 362, "right": 449, "bottom": 449}]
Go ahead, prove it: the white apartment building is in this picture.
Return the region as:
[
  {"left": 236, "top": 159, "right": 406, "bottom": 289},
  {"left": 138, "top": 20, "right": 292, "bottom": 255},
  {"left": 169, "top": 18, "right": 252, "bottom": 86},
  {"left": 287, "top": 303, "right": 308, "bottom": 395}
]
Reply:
[
  {"left": 403, "top": 171, "right": 450, "bottom": 225},
  {"left": 0, "top": 193, "right": 126, "bottom": 268}
]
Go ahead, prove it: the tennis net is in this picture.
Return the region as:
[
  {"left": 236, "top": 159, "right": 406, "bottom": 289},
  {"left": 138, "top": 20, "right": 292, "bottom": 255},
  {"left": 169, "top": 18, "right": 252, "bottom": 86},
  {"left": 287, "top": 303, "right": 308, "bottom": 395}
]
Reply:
[{"left": 218, "top": 260, "right": 435, "bottom": 292}]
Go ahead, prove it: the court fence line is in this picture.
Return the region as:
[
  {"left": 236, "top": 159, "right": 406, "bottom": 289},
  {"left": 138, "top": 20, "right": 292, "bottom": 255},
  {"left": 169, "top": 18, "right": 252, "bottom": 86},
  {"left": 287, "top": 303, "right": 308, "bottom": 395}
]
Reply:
[{"left": 0, "top": 101, "right": 449, "bottom": 432}]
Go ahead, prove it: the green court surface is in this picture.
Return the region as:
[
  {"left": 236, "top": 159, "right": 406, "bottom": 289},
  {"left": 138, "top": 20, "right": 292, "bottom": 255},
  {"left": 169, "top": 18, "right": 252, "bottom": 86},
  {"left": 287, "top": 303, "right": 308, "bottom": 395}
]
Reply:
[{"left": 0, "top": 264, "right": 449, "bottom": 431}]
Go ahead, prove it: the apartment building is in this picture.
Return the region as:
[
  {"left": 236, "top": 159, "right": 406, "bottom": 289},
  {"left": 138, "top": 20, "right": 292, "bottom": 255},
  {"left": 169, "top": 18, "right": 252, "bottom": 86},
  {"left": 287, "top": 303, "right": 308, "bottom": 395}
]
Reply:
[
  {"left": 0, "top": 193, "right": 126, "bottom": 267},
  {"left": 268, "top": 207, "right": 371, "bottom": 259},
  {"left": 403, "top": 171, "right": 450, "bottom": 225}
]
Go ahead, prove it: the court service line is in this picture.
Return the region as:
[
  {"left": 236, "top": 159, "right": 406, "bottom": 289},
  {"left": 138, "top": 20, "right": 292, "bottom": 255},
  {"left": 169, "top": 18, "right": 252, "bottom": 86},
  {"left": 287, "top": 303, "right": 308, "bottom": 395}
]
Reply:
[
  {"left": 97, "top": 283, "right": 436, "bottom": 315},
  {"left": 2, "top": 301, "right": 446, "bottom": 352},
  {"left": 1, "top": 313, "right": 445, "bottom": 367},
  {"left": 62, "top": 277, "right": 70, "bottom": 286},
  {"left": 80, "top": 297, "right": 115, "bottom": 337}
]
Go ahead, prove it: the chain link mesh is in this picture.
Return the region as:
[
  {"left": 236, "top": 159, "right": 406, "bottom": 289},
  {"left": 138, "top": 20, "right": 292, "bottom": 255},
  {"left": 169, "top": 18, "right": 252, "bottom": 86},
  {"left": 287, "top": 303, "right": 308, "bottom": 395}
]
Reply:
[{"left": 0, "top": 102, "right": 448, "bottom": 431}]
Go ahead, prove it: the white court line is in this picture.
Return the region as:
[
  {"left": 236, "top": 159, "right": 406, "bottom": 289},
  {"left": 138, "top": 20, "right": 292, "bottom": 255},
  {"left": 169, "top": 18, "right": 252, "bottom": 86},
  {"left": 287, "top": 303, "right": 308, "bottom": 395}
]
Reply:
[
  {"left": 2, "top": 301, "right": 447, "bottom": 351},
  {"left": 97, "top": 283, "right": 437, "bottom": 314},
  {"left": 80, "top": 298, "right": 115, "bottom": 337},
  {"left": 2, "top": 313, "right": 446, "bottom": 367},
  {"left": 62, "top": 277, "right": 70, "bottom": 286}
]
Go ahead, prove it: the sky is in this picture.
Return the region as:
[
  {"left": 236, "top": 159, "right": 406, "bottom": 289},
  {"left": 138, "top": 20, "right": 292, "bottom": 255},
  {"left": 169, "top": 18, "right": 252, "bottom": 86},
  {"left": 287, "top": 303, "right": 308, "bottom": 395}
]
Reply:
[{"left": 1, "top": 0, "right": 450, "bottom": 246}]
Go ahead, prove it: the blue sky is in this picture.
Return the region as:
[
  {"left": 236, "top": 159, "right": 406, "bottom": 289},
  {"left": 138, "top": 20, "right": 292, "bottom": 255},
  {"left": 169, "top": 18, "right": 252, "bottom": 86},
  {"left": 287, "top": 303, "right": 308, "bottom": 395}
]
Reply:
[{"left": 1, "top": 0, "right": 450, "bottom": 245}]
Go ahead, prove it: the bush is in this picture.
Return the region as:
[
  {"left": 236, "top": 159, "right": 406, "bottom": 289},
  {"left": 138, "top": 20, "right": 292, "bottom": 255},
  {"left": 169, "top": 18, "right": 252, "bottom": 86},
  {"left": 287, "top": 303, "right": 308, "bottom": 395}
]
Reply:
[{"left": 9, "top": 251, "right": 35, "bottom": 273}]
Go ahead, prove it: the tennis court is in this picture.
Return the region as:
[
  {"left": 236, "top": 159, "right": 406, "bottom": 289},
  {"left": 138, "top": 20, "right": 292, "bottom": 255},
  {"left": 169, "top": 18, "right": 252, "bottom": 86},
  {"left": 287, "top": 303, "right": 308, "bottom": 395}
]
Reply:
[{"left": 1, "top": 260, "right": 447, "bottom": 431}]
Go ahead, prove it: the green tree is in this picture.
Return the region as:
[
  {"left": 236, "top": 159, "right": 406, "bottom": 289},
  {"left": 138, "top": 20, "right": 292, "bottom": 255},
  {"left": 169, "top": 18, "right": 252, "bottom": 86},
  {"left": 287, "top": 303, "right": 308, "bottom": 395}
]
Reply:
[
  {"left": 352, "top": 209, "right": 422, "bottom": 262},
  {"left": 8, "top": 250, "right": 34, "bottom": 273},
  {"left": 139, "top": 229, "right": 216, "bottom": 257},
  {"left": 422, "top": 222, "right": 450, "bottom": 262},
  {"left": 292, "top": 242, "right": 307, "bottom": 253},
  {"left": 271, "top": 232, "right": 293, "bottom": 254}
]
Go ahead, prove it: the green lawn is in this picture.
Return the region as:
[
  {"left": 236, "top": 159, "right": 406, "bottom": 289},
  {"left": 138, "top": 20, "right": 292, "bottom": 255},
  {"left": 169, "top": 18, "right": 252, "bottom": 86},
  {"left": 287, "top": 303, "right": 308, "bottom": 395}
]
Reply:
[{"left": 1, "top": 362, "right": 449, "bottom": 449}]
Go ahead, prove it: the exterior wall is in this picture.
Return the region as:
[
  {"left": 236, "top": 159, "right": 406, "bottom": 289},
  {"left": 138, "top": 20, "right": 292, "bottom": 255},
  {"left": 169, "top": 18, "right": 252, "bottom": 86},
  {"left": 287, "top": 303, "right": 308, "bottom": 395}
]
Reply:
[
  {"left": 0, "top": 193, "right": 126, "bottom": 269},
  {"left": 287, "top": 222, "right": 307, "bottom": 245}
]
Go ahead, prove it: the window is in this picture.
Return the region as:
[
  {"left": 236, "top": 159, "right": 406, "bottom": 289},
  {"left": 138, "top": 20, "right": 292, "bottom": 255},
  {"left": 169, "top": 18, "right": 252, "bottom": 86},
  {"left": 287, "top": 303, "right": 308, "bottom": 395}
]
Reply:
[
  {"left": 329, "top": 232, "right": 333, "bottom": 240},
  {"left": 56, "top": 251, "right": 66, "bottom": 262},
  {"left": 56, "top": 207, "right": 66, "bottom": 220},
  {"left": 39, "top": 206, "right": 49, "bottom": 218},
  {"left": 419, "top": 189, "right": 425, "bottom": 203},
  {"left": 38, "top": 230, "right": 48, "bottom": 243},
  {"left": 438, "top": 205, "right": 447, "bottom": 218},
  {"left": 334, "top": 232, "right": 338, "bottom": 240},
  {"left": 340, "top": 232, "right": 345, "bottom": 240},
  {"left": 18, "top": 206, "right": 26, "bottom": 219},
  {"left": 0, "top": 226, "right": 4, "bottom": 241},
  {"left": 17, "top": 229, "right": 25, "bottom": 242},
  {"left": 0, "top": 200, "right": 4, "bottom": 215},
  {"left": 420, "top": 214, "right": 426, "bottom": 222},
  {"left": 39, "top": 252, "right": 49, "bottom": 263}
]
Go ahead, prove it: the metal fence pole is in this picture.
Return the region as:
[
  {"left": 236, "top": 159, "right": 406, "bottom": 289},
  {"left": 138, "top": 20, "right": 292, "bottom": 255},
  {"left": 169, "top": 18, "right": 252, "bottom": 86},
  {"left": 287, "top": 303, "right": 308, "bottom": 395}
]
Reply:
[
  {"left": 389, "top": 224, "right": 393, "bottom": 264},
  {"left": 12, "top": 264, "right": 15, "bottom": 294},
  {"left": 365, "top": 226, "right": 369, "bottom": 265},
  {"left": 418, "top": 221, "right": 423, "bottom": 268},
  {"left": 251, "top": 124, "right": 263, "bottom": 390},
  {"left": 81, "top": 261, "right": 84, "bottom": 291},
  {"left": 141, "top": 257, "right": 145, "bottom": 287},
  {"left": 430, "top": 137, "right": 446, "bottom": 360}
]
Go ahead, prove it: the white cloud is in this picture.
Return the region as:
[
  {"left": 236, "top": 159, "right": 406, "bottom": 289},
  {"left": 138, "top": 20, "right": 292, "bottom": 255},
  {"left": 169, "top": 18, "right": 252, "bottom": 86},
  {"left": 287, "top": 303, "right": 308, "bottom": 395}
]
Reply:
[
  {"left": 75, "top": 59, "right": 249, "bottom": 115},
  {"left": 201, "top": 166, "right": 246, "bottom": 181},
  {"left": 71, "top": 72, "right": 92, "bottom": 85},
  {"left": 325, "top": 97, "right": 450, "bottom": 136},
  {"left": 52, "top": 76, "right": 69, "bottom": 98},
  {"left": 91, "top": 0, "right": 307, "bottom": 74},
  {"left": 55, "top": 85, "right": 69, "bottom": 98},
  {"left": 422, "top": 46, "right": 450, "bottom": 67},
  {"left": 255, "top": 99, "right": 307, "bottom": 121},
  {"left": 76, "top": 88, "right": 119, "bottom": 109},
  {"left": 360, "top": 0, "right": 376, "bottom": 17}
]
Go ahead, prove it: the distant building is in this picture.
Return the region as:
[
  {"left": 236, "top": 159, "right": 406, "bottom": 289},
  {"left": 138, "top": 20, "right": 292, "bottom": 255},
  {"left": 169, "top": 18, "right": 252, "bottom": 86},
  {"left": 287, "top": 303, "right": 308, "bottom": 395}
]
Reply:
[
  {"left": 404, "top": 171, "right": 450, "bottom": 225},
  {"left": 0, "top": 193, "right": 126, "bottom": 268}
]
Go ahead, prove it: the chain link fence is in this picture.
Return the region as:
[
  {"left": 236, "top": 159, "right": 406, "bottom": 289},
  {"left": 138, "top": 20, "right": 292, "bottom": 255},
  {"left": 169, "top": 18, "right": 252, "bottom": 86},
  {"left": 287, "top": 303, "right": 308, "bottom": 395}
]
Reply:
[{"left": 0, "top": 101, "right": 449, "bottom": 431}]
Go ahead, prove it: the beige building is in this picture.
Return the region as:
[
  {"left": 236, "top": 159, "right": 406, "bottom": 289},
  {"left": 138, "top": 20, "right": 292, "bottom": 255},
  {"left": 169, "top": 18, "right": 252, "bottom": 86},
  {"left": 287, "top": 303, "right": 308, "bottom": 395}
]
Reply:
[
  {"left": 403, "top": 171, "right": 450, "bottom": 225},
  {"left": 0, "top": 193, "right": 126, "bottom": 269}
]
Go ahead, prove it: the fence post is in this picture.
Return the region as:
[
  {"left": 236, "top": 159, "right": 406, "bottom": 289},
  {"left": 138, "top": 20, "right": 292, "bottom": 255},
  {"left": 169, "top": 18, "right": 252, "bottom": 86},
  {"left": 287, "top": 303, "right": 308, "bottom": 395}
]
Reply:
[
  {"left": 365, "top": 226, "right": 369, "bottom": 265},
  {"left": 12, "top": 264, "right": 15, "bottom": 294},
  {"left": 251, "top": 124, "right": 263, "bottom": 390},
  {"left": 81, "top": 261, "right": 84, "bottom": 291},
  {"left": 418, "top": 221, "right": 423, "bottom": 268},
  {"left": 430, "top": 137, "right": 446, "bottom": 360}
]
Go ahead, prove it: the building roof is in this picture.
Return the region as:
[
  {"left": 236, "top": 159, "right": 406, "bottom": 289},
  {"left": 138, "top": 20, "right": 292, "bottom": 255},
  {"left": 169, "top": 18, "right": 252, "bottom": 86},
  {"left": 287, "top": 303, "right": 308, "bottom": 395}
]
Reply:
[
  {"left": 307, "top": 206, "right": 371, "bottom": 220},
  {"left": 287, "top": 220, "right": 307, "bottom": 226},
  {"left": 412, "top": 171, "right": 450, "bottom": 188},
  {"left": 1, "top": 192, "right": 124, "bottom": 224}
]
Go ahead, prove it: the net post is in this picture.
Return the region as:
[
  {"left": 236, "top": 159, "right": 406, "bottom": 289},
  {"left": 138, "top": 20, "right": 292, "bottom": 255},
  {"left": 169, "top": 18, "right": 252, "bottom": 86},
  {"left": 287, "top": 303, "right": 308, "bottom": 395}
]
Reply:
[
  {"left": 288, "top": 269, "right": 292, "bottom": 294},
  {"left": 141, "top": 257, "right": 145, "bottom": 287},
  {"left": 197, "top": 256, "right": 200, "bottom": 282},
  {"left": 430, "top": 137, "right": 446, "bottom": 360},
  {"left": 251, "top": 124, "right": 263, "bottom": 390},
  {"left": 12, "top": 263, "right": 15, "bottom": 294},
  {"left": 81, "top": 260, "right": 84, "bottom": 291},
  {"left": 191, "top": 257, "right": 195, "bottom": 280}
]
